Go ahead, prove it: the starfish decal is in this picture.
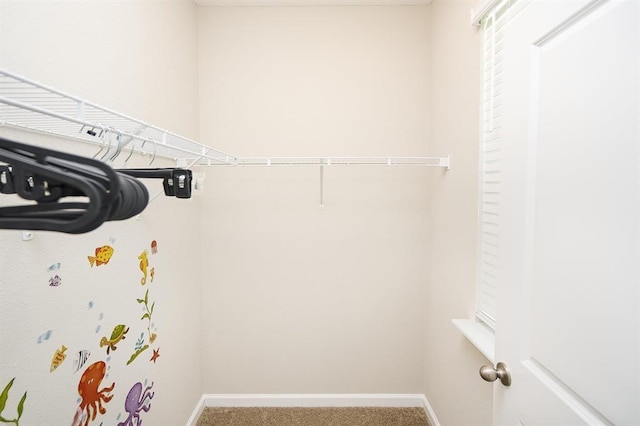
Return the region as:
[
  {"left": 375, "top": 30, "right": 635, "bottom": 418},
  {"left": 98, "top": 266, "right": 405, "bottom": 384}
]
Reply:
[{"left": 150, "top": 347, "right": 160, "bottom": 363}]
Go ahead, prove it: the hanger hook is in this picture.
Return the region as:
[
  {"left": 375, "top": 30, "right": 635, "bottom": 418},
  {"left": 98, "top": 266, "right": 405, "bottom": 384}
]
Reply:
[
  {"left": 100, "top": 126, "right": 115, "bottom": 161},
  {"left": 141, "top": 139, "right": 157, "bottom": 166},
  {"left": 123, "top": 139, "right": 136, "bottom": 168},
  {"left": 108, "top": 129, "right": 126, "bottom": 163},
  {"left": 92, "top": 124, "right": 108, "bottom": 158}
]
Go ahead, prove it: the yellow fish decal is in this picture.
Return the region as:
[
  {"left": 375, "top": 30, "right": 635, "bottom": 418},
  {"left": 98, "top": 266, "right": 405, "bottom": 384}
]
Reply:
[
  {"left": 88, "top": 245, "right": 114, "bottom": 267},
  {"left": 50, "top": 345, "right": 67, "bottom": 372},
  {"left": 138, "top": 250, "right": 149, "bottom": 285}
]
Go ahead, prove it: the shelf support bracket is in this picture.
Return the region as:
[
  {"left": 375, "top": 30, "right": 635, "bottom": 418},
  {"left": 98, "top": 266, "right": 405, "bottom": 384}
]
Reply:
[{"left": 319, "top": 161, "right": 325, "bottom": 210}]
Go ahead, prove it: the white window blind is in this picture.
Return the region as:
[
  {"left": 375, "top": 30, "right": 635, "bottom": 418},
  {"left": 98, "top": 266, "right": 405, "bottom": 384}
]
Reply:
[{"left": 476, "top": 0, "right": 525, "bottom": 329}]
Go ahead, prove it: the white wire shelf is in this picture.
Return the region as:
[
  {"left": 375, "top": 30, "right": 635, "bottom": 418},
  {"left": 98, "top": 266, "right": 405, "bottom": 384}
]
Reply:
[
  {"left": 0, "top": 68, "right": 450, "bottom": 170},
  {"left": 0, "top": 68, "right": 236, "bottom": 165}
]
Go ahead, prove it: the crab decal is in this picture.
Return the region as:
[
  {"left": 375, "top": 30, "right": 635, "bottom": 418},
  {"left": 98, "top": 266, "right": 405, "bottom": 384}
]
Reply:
[
  {"left": 72, "top": 361, "right": 115, "bottom": 426},
  {"left": 100, "top": 324, "right": 129, "bottom": 354},
  {"left": 117, "top": 381, "right": 155, "bottom": 426}
]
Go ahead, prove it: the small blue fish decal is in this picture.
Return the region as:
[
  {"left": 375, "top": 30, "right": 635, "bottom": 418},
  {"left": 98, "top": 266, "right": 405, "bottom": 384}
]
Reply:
[
  {"left": 48, "top": 262, "right": 61, "bottom": 271},
  {"left": 37, "top": 330, "right": 52, "bottom": 343},
  {"left": 49, "top": 275, "right": 62, "bottom": 287}
]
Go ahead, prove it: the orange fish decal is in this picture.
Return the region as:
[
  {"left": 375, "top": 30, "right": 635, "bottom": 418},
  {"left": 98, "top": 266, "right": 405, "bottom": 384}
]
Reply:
[
  {"left": 50, "top": 345, "right": 67, "bottom": 372},
  {"left": 88, "top": 245, "right": 114, "bottom": 267}
]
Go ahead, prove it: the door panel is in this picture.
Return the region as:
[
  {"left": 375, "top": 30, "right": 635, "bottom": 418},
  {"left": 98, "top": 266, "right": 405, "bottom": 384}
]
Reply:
[{"left": 495, "top": 0, "right": 639, "bottom": 424}]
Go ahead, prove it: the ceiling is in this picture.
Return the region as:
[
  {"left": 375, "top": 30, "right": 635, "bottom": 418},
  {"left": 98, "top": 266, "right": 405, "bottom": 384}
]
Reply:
[{"left": 195, "top": 0, "right": 432, "bottom": 5}]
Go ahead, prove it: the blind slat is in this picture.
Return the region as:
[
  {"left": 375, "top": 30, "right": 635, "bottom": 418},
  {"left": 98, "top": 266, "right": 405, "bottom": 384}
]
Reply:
[{"left": 476, "top": 0, "right": 522, "bottom": 330}]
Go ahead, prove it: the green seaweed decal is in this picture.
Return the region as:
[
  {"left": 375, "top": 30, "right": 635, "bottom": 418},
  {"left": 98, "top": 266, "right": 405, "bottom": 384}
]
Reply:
[
  {"left": 127, "top": 289, "right": 157, "bottom": 365},
  {"left": 128, "top": 242, "right": 160, "bottom": 365},
  {"left": 0, "top": 378, "right": 27, "bottom": 425},
  {"left": 137, "top": 289, "right": 156, "bottom": 345}
]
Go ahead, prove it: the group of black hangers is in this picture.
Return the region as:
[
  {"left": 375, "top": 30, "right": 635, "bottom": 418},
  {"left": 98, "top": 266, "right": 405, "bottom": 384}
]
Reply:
[{"left": 0, "top": 137, "right": 193, "bottom": 234}]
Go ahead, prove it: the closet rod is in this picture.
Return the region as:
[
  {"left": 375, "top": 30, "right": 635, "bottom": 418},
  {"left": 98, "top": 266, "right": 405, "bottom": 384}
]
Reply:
[{"left": 210, "top": 156, "right": 450, "bottom": 168}]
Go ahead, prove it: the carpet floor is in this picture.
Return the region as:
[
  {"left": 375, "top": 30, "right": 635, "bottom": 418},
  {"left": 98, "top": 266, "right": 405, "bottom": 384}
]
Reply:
[{"left": 196, "top": 407, "right": 430, "bottom": 426}]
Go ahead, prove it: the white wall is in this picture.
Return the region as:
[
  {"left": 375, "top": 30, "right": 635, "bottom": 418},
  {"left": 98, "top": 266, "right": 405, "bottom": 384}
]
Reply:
[
  {"left": 424, "top": 0, "right": 493, "bottom": 424},
  {"left": 0, "top": 1, "right": 202, "bottom": 424},
  {"left": 197, "top": 5, "right": 434, "bottom": 393},
  {"left": 0, "top": 1, "right": 494, "bottom": 422}
]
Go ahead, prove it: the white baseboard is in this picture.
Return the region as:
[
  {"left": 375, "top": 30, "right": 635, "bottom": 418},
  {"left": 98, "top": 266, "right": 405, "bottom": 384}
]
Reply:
[
  {"left": 185, "top": 394, "right": 208, "bottom": 426},
  {"left": 186, "top": 393, "right": 440, "bottom": 426}
]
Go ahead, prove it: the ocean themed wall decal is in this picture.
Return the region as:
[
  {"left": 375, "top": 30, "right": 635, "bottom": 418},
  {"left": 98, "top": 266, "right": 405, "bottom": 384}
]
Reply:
[
  {"left": 47, "top": 262, "right": 61, "bottom": 272},
  {"left": 50, "top": 345, "right": 68, "bottom": 372},
  {"left": 48, "top": 275, "right": 62, "bottom": 287},
  {"left": 126, "top": 345, "right": 149, "bottom": 366},
  {"left": 99, "top": 325, "right": 129, "bottom": 355},
  {"left": 0, "top": 378, "right": 27, "bottom": 426},
  {"left": 95, "top": 312, "right": 104, "bottom": 334},
  {"left": 150, "top": 240, "right": 157, "bottom": 254},
  {"left": 137, "top": 290, "right": 156, "bottom": 344},
  {"left": 88, "top": 245, "right": 114, "bottom": 267},
  {"left": 138, "top": 251, "right": 149, "bottom": 285},
  {"left": 72, "top": 362, "right": 114, "bottom": 426},
  {"left": 150, "top": 268, "right": 155, "bottom": 283},
  {"left": 134, "top": 333, "right": 145, "bottom": 351},
  {"left": 150, "top": 348, "right": 160, "bottom": 364},
  {"left": 117, "top": 382, "right": 154, "bottom": 426},
  {"left": 36, "top": 330, "right": 52, "bottom": 344},
  {"left": 73, "top": 350, "right": 91, "bottom": 373},
  {"left": 128, "top": 287, "right": 158, "bottom": 365}
]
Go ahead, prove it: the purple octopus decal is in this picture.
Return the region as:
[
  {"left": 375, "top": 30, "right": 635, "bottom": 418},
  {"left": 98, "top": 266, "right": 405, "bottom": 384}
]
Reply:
[{"left": 117, "top": 381, "right": 154, "bottom": 426}]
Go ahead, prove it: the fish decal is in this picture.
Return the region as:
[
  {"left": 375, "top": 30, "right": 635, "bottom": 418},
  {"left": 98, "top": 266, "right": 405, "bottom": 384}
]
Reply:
[
  {"left": 138, "top": 250, "right": 149, "bottom": 285},
  {"left": 37, "top": 330, "right": 52, "bottom": 344},
  {"left": 88, "top": 245, "right": 114, "bottom": 267},
  {"left": 50, "top": 345, "right": 68, "bottom": 372},
  {"left": 73, "top": 350, "right": 91, "bottom": 373},
  {"left": 48, "top": 262, "right": 61, "bottom": 271},
  {"left": 49, "top": 275, "right": 62, "bottom": 287}
]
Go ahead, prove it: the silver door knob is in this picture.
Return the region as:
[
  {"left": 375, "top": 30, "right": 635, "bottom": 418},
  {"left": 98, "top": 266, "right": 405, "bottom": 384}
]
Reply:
[{"left": 479, "top": 362, "right": 511, "bottom": 386}]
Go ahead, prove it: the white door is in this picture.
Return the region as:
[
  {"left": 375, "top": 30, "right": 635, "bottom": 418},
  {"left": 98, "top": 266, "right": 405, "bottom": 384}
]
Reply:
[{"left": 492, "top": 0, "right": 640, "bottom": 424}]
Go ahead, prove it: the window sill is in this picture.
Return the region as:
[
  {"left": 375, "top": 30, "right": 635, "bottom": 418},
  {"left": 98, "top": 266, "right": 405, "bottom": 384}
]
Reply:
[{"left": 451, "top": 319, "right": 495, "bottom": 363}]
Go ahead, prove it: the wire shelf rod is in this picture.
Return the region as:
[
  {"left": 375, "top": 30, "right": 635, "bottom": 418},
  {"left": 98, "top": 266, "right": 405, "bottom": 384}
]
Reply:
[
  {"left": 0, "top": 69, "right": 237, "bottom": 165},
  {"left": 0, "top": 96, "right": 237, "bottom": 165},
  {"left": 0, "top": 69, "right": 451, "bottom": 170},
  {"left": 215, "top": 156, "right": 451, "bottom": 168}
]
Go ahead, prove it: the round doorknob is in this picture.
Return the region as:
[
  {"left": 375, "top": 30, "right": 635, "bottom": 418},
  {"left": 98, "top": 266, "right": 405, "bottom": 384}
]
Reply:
[{"left": 479, "top": 362, "right": 511, "bottom": 386}]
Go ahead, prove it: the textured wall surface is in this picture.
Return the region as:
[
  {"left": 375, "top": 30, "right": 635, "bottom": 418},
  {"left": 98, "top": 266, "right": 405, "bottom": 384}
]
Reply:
[
  {"left": 198, "top": 5, "right": 433, "bottom": 394},
  {"left": 424, "top": 0, "right": 493, "bottom": 424},
  {"left": 0, "top": 1, "right": 494, "bottom": 423},
  {"left": 0, "top": 1, "right": 203, "bottom": 424}
]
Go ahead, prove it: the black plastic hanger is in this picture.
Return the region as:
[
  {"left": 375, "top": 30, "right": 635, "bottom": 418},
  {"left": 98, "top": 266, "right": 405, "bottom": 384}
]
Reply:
[
  {"left": 0, "top": 137, "right": 194, "bottom": 234},
  {"left": 117, "top": 168, "right": 193, "bottom": 199}
]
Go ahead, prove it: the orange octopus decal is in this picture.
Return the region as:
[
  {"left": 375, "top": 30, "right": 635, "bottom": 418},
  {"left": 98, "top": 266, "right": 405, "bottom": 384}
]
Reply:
[{"left": 71, "top": 361, "right": 115, "bottom": 426}]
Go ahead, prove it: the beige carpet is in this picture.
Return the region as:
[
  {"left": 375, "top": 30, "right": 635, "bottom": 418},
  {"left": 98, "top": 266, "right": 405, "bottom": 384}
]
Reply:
[{"left": 196, "top": 407, "right": 429, "bottom": 426}]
